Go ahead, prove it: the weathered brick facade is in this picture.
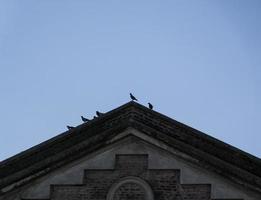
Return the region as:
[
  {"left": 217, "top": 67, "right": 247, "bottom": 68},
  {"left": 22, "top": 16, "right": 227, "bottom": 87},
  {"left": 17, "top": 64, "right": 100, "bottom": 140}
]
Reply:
[{"left": 21, "top": 154, "right": 238, "bottom": 200}]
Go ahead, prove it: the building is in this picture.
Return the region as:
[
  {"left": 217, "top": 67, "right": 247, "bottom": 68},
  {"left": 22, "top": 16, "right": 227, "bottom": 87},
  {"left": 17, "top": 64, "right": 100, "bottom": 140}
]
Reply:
[{"left": 0, "top": 101, "right": 260, "bottom": 200}]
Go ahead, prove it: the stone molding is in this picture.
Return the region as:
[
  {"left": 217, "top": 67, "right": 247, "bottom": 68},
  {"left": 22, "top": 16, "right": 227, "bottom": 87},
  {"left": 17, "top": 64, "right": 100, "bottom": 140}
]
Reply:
[{"left": 106, "top": 176, "right": 154, "bottom": 200}]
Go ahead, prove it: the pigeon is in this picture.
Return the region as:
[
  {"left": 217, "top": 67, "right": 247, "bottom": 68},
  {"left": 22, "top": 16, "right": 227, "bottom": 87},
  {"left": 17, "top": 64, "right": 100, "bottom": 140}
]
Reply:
[
  {"left": 67, "top": 125, "right": 75, "bottom": 130},
  {"left": 81, "top": 116, "right": 90, "bottom": 122},
  {"left": 148, "top": 103, "right": 153, "bottom": 110},
  {"left": 130, "top": 93, "right": 138, "bottom": 101},
  {"left": 96, "top": 111, "right": 104, "bottom": 117}
]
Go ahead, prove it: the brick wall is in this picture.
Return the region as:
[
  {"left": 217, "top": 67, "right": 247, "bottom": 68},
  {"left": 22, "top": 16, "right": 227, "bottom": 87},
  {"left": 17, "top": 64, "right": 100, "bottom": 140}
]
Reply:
[{"left": 23, "top": 154, "right": 243, "bottom": 200}]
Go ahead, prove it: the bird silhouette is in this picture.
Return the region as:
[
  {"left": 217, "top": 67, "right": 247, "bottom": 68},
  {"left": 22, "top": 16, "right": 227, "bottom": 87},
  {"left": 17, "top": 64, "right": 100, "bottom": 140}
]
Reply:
[
  {"left": 81, "top": 116, "right": 90, "bottom": 122},
  {"left": 130, "top": 93, "right": 138, "bottom": 101},
  {"left": 67, "top": 125, "right": 75, "bottom": 130},
  {"left": 148, "top": 103, "right": 153, "bottom": 110},
  {"left": 96, "top": 111, "right": 104, "bottom": 117}
]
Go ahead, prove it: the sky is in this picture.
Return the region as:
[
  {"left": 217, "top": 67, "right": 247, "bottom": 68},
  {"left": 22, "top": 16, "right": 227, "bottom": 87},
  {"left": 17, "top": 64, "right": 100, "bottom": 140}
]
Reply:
[{"left": 0, "top": 0, "right": 260, "bottom": 161}]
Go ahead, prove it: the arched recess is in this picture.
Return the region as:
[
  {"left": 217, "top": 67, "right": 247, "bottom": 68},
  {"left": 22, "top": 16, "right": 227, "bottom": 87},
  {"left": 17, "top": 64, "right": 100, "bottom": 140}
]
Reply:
[{"left": 106, "top": 176, "right": 154, "bottom": 200}]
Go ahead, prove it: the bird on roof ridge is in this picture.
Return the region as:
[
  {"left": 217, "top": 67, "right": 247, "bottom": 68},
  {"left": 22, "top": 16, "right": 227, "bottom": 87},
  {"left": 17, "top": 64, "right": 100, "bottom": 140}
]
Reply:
[
  {"left": 66, "top": 125, "right": 75, "bottom": 130},
  {"left": 148, "top": 103, "right": 153, "bottom": 110},
  {"left": 96, "top": 111, "right": 104, "bottom": 117},
  {"left": 81, "top": 116, "right": 90, "bottom": 122},
  {"left": 130, "top": 93, "right": 138, "bottom": 101}
]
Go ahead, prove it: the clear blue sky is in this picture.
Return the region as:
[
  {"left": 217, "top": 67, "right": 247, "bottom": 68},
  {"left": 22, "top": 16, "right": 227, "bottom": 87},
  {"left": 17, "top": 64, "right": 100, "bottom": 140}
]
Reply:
[{"left": 0, "top": 0, "right": 260, "bottom": 160}]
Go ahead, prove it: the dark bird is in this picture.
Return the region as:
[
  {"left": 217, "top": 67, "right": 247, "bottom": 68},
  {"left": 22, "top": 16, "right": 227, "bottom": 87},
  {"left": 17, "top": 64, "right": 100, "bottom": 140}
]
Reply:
[
  {"left": 148, "top": 103, "right": 153, "bottom": 110},
  {"left": 93, "top": 116, "right": 97, "bottom": 119},
  {"left": 130, "top": 93, "right": 138, "bottom": 101},
  {"left": 81, "top": 116, "right": 90, "bottom": 122},
  {"left": 96, "top": 111, "right": 104, "bottom": 117},
  {"left": 66, "top": 125, "right": 75, "bottom": 130}
]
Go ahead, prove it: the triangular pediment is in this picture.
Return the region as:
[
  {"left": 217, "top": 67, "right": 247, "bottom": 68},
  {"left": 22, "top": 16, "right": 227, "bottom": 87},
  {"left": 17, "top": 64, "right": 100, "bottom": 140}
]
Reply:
[
  {"left": 1, "top": 133, "right": 259, "bottom": 200},
  {"left": 0, "top": 101, "right": 261, "bottom": 200}
]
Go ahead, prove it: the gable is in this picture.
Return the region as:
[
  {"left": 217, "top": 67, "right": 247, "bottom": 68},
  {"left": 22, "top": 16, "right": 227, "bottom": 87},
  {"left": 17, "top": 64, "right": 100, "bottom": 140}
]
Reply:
[
  {"left": 0, "top": 101, "right": 261, "bottom": 200},
  {"left": 1, "top": 129, "right": 261, "bottom": 200}
]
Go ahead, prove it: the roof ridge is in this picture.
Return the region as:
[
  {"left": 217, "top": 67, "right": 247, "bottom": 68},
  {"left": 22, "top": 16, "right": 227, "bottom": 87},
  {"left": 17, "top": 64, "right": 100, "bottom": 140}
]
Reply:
[{"left": 0, "top": 101, "right": 136, "bottom": 166}]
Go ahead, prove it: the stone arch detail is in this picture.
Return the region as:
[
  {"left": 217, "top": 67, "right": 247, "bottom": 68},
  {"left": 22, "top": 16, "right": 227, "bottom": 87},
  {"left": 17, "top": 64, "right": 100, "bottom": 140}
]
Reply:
[{"left": 106, "top": 176, "right": 154, "bottom": 200}]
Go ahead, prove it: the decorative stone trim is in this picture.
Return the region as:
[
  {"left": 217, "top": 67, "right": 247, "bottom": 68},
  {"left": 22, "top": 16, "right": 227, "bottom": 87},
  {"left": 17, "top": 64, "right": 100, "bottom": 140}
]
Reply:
[{"left": 106, "top": 176, "right": 154, "bottom": 200}]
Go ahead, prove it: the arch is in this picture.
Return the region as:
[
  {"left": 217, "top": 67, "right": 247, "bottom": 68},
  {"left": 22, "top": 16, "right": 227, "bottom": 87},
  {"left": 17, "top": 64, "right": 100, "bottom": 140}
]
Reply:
[{"left": 106, "top": 176, "right": 154, "bottom": 200}]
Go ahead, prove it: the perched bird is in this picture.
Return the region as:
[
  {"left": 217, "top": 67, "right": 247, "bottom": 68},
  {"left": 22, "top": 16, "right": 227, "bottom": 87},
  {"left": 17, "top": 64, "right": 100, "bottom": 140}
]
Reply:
[
  {"left": 148, "top": 103, "right": 153, "bottom": 110},
  {"left": 130, "top": 93, "right": 138, "bottom": 101},
  {"left": 96, "top": 111, "right": 104, "bottom": 117},
  {"left": 93, "top": 116, "right": 97, "bottom": 119},
  {"left": 67, "top": 125, "right": 75, "bottom": 130},
  {"left": 81, "top": 116, "right": 90, "bottom": 122}
]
